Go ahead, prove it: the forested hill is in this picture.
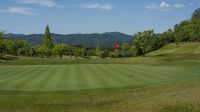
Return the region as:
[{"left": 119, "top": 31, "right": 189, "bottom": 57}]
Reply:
[{"left": 5, "top": 32, "right": 133, "bottom": 47}]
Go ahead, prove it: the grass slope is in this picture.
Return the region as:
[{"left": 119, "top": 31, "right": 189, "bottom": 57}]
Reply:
[
  {"left": 148, "top": 42, "right": 200, "bottom": 61},
  {"left": 150, "top": 42, "right": 200, "bottom": 55}
]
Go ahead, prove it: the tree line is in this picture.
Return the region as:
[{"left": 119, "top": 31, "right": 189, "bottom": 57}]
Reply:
[
  {"left": 0, "top": 8, "right": 200, "bottom": 60},
  {"left": 132, "top": 8, "right": 200, "bottom": 56}
]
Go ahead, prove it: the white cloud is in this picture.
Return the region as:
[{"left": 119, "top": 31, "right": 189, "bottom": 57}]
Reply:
[
  {"left": 0, "top": 7, "right": 36, "bottom": 15},
  {"left": 160, "top": 1, "right": 170, "bottom": 9},
  {"left": 18, "top": 0, "right": 64, "bottom": 8},
  {"left": 145, "top": 3, "right": 158, "bottom": 11},
  {"left": 146, "top": 1, "right": 186, "bottom": 11},
  {"left": 81, "top": 3, "right": 113, "bottom": 10},
  {"left": 173, "top": 4, "right": 186, "bottom": 8}
]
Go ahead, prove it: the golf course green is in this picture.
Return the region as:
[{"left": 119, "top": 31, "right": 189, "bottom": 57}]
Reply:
[
  {"left": 0, "top": 64, "right": 199, "bottom": 91},
  {"left": 0, "top": 43, "right": 199, "bottom": 112}
]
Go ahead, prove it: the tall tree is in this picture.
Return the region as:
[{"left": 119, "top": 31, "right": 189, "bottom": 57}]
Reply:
[
  {"left": 42, "top": 25, "right": 54, "bottom": 58},
  {"left": 43, "top": 25, "right": 54, "bottom": 49}
]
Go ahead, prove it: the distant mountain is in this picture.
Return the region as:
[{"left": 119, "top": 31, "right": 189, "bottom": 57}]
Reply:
[{"left": 5, "top": 32, "right": 133, "bottom": 47}]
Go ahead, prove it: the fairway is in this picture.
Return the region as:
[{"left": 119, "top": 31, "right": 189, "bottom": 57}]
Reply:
[{"left": 0, "top": 64, "right": 199, "bottom": 91}]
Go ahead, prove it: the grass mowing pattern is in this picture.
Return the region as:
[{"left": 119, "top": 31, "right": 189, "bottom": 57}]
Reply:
[{"left": 0, "top": 64, "right": 199, "bottom": 91}]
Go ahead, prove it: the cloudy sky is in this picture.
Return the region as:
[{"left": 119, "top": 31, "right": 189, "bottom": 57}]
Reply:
[{"left": 0, "top": 0, "right": 199, "bottom": 35}]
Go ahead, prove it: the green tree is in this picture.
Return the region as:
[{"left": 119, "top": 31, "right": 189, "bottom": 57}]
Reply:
[
  {"left": 53, "top": 44, "right": 67, "bottom": 58},
  {"left": 174, "top": 24, "right": 180, "bottom": 47},
  {"left": 192, "top": 8, "right": 200, "bottom": 20},
  {"left": 29, "top": 46, "right": 38, "bottom": 57},
  {"left": 101, "top": 49, "right": 109, "bottom": 58},
  {"left": 19, "top": 41, "right": 30, "bottom": 56},
  {"left": 0, "top": 31, "right": 6, "bottom": 58},
  {"left": 161, "top": 29, "right": 175, "bottom": 46},
  {"left": 132, "top": 30, "right": 155, "bottom": 56},
  {"left": 9, "top": 40, "right": 26, "bottom": 56},
  {"left": 95, "top": 47, "right": 102, "bottom": 57},
  {"left": 74, "top": 47, "right": 82, "bottom": 59},
  {"left": 42, "top": 25, "right": 54, "bottom": 58},
  {"left": 121, "top": 42, "right": 130, "bottom": 57}
]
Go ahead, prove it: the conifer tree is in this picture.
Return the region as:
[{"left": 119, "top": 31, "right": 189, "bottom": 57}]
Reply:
[
  {"left": 41, "top": 25, "right": 54, "bottom": 58},
  {"left": 43, "top": 25, "right": 54, "bottom": 49}
]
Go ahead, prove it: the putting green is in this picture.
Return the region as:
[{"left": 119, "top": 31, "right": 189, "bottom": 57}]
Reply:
[{"left": 0, "top": 64, "right": 199, "bottom": 91}]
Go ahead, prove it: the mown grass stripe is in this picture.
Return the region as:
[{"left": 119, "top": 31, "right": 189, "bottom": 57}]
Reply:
[
  {"left": 116, "top": 65, "right": 143, "bottom": 85},
  {"left": 0, "top": 67, "right": 19, "bottom": 77},
  {"left": 65, "top": 65, "right": 78, "bottom": 90},
  {"left": 0, "top": 66, "right": 32, "bottom": 83},
  {"left": 35, "top": 65, "right": 60, "bottom": 91},
  {"left": 87, "top": 64, "right": 113, "bottom": 88},
  {"left": 74, "top": 64, "right": 89, "bottom": 90},
  {"left": 97, "top": 64, "right": 128, "bottom": 86},
  {"left": 109, "top": 64, "right": 137, "bottom": 85},
  {"left": 22, "top": 66, "right": 54, "bottom": 91},
  {"left": 0, "top": 64, "right": 198, "bottom": 91},
  {"left": 132, "top": 66, "right": 170, "bottom": 81},
  {"left": 78, "top": 64, "right": 102, "bottom": 89},
  {"left": 35, "top": 65, "right": 57, "bottom": 91},
  {"left": 44, "top": 65, "right": 64, "bottom": 91},
  {"left": 121, "top": 65, "right": 159, "bottom": 84},
  {"left": 54, "top": 65, "right": 72, "bottom": 90},
  {"left": 12, "top": 66, "right": 48, "bottom": 91},
  {"left": 0, "top": 66, "right": 28, "bottom": 80},
  {"left": 1, "top": 67, "right": 37, "bottom": 90},
  {"left": 0, "top": 66, "right": 36, "bottom": 90}
]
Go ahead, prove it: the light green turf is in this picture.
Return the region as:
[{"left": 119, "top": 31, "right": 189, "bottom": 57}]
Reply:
[{"left": 0, "top": 64, "right": 199, "bottom": 91}]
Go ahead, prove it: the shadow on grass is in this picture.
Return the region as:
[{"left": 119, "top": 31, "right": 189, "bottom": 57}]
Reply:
[{"left": 160, "top": 103, "right": 199, "bottom": 112}]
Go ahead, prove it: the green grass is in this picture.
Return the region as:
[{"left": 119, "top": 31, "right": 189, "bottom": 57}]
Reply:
[
  {"left": 0, "top": 64, "right": 199, "bottom": 91},
  {"left": 148, "top": 42, "right": 200, "bottom": 61},
  {"left": 149, "top": 42, "right": 200, "bottom": 55},
  {"left": 0, "top": 42, "right": 200, "bottom": 112},
  {"left": 0, "top": 63, "right": 199, "bottom": 112}
]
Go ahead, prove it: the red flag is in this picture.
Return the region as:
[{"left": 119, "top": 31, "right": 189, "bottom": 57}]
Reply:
[{"left": 114, "top": 43, "right": 120, "bottom": 49}]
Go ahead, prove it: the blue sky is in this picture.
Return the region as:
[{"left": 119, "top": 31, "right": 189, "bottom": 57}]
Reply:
[{"left": 0, "top": 0, "right": 199, "bottom": 35}]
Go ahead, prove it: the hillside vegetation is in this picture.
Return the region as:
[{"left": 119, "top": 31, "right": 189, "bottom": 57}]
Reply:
[
  {"left": 149, "top": 42, "right": 200, "bottom": 56},
  {"left": 147, "top": 42, "right": 200, "bottom": 62}
]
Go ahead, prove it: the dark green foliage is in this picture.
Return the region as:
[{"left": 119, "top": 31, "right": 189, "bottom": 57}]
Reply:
[
  {"left": 0, "top": 31, "right": 6, "bottom": 58},
  {"left": 43, "top": 25, "right": 54, "bottom": 49},
  {"left": 192, "top": 8, "right": 200, "bottom": 20},
  {"left": 161, "top": 29, "right": 175, "bottom": 46},
  {"left": 7, "top": 40, "right": 27, "bottom": 56},
  {"left": 121, "top": 42, "right": 131, "bottom": 57},
  {"left": 38, "top": 25, "right": 54, "bottom": 58},
  {"left": 53, "top": 44, "right": 67, "bottom": 58},
  {"left": 132, "top": 30, "right": 158, "bottom": 56}
]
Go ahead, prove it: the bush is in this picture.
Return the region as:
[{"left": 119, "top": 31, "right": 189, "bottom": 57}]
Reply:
[{"left": 1, "top": 55, "right": 17, "bottom": 61}]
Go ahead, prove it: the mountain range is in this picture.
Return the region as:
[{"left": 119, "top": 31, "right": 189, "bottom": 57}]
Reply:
[{"left": 5, "top": 32, "right": 133, "bottom": 47}]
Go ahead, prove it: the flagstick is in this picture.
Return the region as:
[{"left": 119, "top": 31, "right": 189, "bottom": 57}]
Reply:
[
  {"left": 117, "top": 63, "right": 118, "bottom": 75},
  {"left": 116, "top": 50, "right": 119, "bottom": 76},
  {"left": 114, "top": 43, "right": 120, "bottom": 76}
]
